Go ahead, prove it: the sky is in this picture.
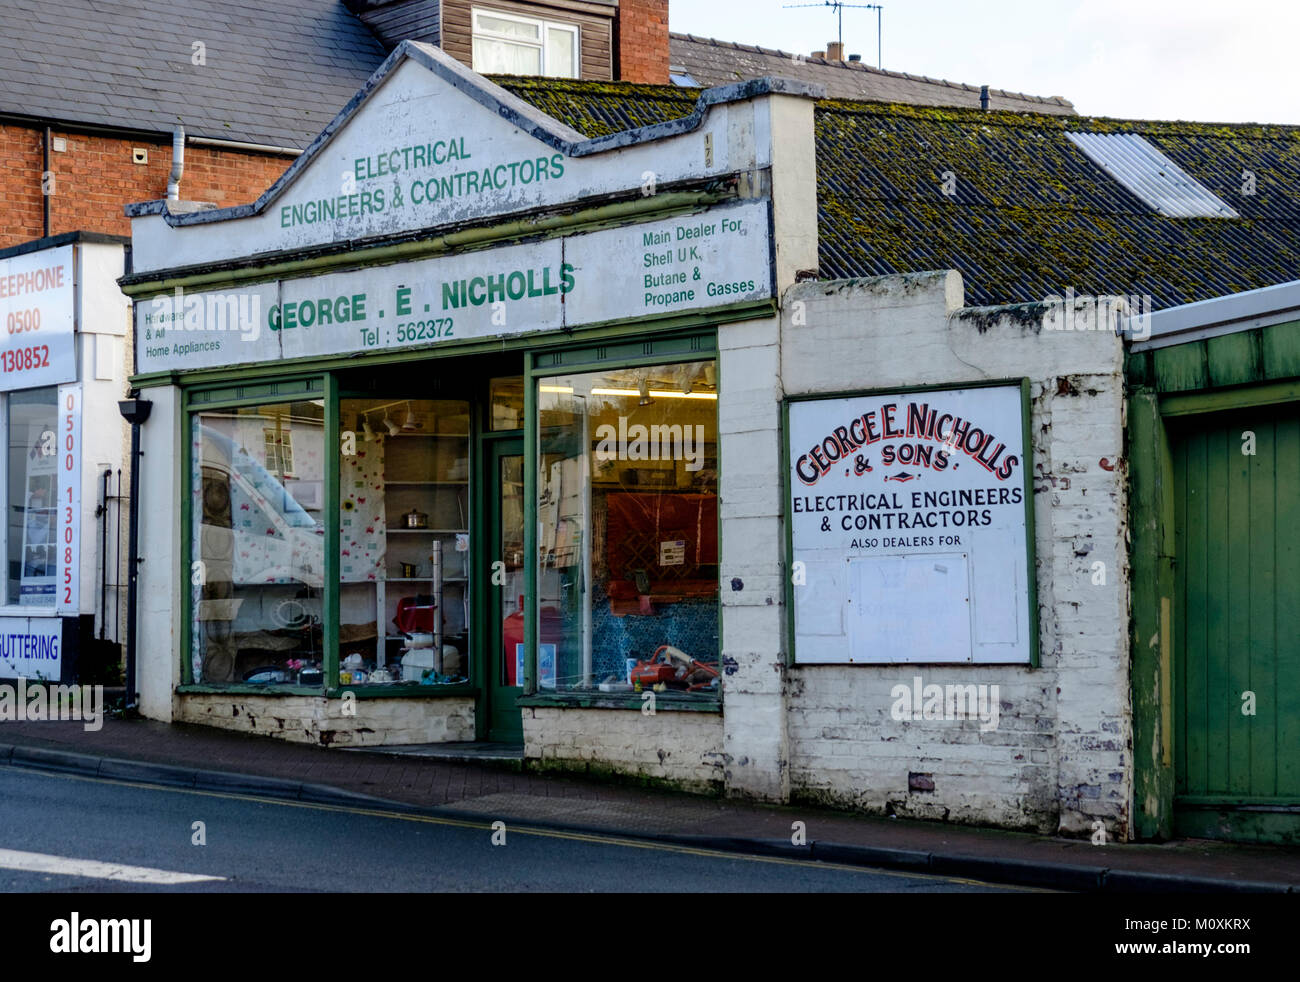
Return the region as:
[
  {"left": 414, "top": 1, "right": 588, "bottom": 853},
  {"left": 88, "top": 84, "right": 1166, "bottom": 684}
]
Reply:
[{"left": 670, "top": 0, "right": 1300, "bottom": 125}]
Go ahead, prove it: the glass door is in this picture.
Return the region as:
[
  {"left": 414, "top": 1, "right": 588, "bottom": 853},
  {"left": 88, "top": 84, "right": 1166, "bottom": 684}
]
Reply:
[{"left": 488, "top": 438, "right": 525, "bottom": 743}]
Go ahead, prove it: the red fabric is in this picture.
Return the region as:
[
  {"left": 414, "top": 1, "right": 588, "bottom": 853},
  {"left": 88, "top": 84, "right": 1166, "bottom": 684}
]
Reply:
[
  {"left": 605, "top": 492, "right": 719, "bottom": 579},
  {"left": 393, "top": 596, "right": 437, "bottom": 633}
]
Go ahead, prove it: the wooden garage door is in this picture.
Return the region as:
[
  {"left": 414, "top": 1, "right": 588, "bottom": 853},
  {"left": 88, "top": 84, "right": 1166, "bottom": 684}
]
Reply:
[{"left": 1172, "top": 405, "right": 1300, "bottom": 841}]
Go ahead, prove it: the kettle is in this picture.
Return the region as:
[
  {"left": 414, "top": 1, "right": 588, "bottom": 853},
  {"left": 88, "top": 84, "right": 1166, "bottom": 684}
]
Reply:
[{"left": 403, "top": 508, "right": 429, "bottom": 529}]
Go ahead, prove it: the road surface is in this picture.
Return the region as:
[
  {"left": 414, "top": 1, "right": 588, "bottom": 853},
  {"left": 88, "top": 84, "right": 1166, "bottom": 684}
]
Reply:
[{"left": 0, "top": 767, "right": 1040, "bottom": 893}]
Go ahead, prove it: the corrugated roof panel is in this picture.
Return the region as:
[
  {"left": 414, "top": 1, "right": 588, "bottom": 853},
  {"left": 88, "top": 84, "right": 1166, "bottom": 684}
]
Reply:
[{"left": 1066, "top": 131, "right": 1240, "bottom": 219}]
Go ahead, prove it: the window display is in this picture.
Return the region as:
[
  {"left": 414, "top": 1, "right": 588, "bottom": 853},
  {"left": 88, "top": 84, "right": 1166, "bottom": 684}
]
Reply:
[
  {"left": 536, "top": 360, "right": 720, "bottom": 698},
  {"left": 338, "top": 398, "right": 471, "bottom": 688},
  {"left": 190, "top": 400, "right": 326, "bottom": 684},
  {"left": 7, "top": 386, "right": 59, "bottom": 606}
]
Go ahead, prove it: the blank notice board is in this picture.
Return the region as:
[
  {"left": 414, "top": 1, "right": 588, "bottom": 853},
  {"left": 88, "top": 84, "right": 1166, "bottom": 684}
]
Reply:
[{"left": 846, "top": 553, "right": 971, "bottom": 663}]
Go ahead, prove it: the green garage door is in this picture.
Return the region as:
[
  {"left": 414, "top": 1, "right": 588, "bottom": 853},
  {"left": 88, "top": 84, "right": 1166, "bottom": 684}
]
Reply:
[{"left": 1172, "top": 405, "right": 1300, "bottom": 843}]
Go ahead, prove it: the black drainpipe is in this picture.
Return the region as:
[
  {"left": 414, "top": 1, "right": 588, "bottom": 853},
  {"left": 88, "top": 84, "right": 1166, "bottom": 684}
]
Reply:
[
  {"left": 118, "top": 394, "right": 152, "bottom": 711},
  {"left": 42, "top": 124, "right": 52, "bottom": 237},
  {"left": 97, "top": 468, "right": 111, "bottom": 640}
]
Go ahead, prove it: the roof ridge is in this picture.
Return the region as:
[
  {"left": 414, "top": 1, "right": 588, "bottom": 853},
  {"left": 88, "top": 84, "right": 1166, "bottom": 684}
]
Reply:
[
  {"left": 815, "top": 98, "right": 1300, "bottom": 134},
  {"left": 669, "top": 31, "right": 1072, "bottom": 107},
  {"left": 487, "top": 74, "right": 695, "bottom": 96},
  {"left": 495, "top": 77, "right": 1300, "bottom": 136}
]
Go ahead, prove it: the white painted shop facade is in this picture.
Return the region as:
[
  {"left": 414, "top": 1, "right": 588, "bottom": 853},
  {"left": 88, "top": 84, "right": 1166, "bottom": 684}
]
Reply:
[{"left": 123, "top": 42, "right": 1133, "bottom": 839}]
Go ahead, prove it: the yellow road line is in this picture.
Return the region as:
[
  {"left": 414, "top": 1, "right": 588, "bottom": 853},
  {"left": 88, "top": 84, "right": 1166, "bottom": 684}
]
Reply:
[{"left": 7, "top": 766, "right": 1050, "bottom": 891}]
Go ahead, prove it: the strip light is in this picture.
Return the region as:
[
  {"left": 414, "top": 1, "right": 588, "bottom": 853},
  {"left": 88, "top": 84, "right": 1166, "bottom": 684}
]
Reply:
[
  {"left": 540, "top": 386, "right": 718, "bottom": 400},
  {"left": 590, "top": 388, "right": 717, "bottom": 400}
]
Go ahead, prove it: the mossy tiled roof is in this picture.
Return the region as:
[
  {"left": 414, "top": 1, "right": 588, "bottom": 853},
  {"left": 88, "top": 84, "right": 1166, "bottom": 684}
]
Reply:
[
  {"left": 494, "top": 77, "right": 702, "bottom": 137},
  {"left": 495, "top": 78, "right": 1300, "bottom": 310}
]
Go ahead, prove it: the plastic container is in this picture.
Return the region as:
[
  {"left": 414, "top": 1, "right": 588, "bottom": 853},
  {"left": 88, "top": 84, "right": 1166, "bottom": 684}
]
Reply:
[{"left": 401, "top": 648, "right": 438, "bottom": 682}]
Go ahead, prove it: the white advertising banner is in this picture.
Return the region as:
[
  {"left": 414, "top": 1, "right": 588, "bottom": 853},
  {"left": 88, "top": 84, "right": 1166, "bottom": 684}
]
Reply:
[
  {"left": 787, "top": 383, "right": 1033, "bottom": 664},
  {"left": 55, "top": 384, "right": 82, "bottom": 615},
  {"left": 136, "top": 199, "right": 771, "bottom": 375},
  {"left": 0, "top": 245, "right": 77, "bottom": 391},
  {"left": 0, "top": 616, "right": 62, "bottom": 680}
]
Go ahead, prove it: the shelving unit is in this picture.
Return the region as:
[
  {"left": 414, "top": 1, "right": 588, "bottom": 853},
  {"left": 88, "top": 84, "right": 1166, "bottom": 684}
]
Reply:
[
  {"left": 373, "top": 413, "right": 471, "bottom": 673},
  {"left": 337, "top": 399, "right": 474, "bottom": 676}
]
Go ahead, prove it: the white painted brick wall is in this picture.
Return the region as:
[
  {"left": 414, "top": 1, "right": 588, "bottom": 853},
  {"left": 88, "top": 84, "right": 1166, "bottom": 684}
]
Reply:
[
  {"left": 175, "top": 694, "right": 475, "bottom": 747},
  {"left": 712, "top": 91, "right": 818, "bottom": 805},
  {"left": 523, "top": 707, "right": 724, "bottom": 791},
  {"left": 718, "top": 312, "right": 790, "bottom": 802},
  {"left": 777, "top": 272, "right": 1132, "bottom": 838},
  {"left": 136, "top": 385, "right": 182, "bottom": 722}
]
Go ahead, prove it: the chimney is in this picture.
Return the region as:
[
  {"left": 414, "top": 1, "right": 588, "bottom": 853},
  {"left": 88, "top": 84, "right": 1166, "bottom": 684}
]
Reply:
[
  {"left": 980, "top": 85, "right": 990, "bottom": 111},
  {"left": 616, "top": 0, "right": 670, "bottom": 83},
  {"left": 812, "top": 50, "right": 826, "bottom": 60},
  {"left": 826, "top": 41, "right": 844, "bottom": 61}
]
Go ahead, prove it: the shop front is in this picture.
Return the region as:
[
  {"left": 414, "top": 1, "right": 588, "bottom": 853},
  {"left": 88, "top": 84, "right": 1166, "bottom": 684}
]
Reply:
[
  {"left": 122, "top": 40, "right": 1141, "bottom": 839},
  {"left": 0, "top": 233, "right": 132, "bottom": 684},
  {"left": 121, "top": 42, "right": 817, "bottom": 767}
]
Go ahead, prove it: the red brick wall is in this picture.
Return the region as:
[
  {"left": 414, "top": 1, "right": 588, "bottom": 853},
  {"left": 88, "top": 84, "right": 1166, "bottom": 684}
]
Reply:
[
  {"left": 616, "top": 0, "right": 669, "bottom": 84},
  {"left": 0, "top": 124, "right": 295, "bottom": 249}
]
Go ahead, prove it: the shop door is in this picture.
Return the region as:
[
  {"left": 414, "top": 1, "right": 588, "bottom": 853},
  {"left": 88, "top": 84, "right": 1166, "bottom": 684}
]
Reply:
[
  {"left": 487, "top": 439, "right": 525, "bottom": 744},
  {"left": 1172, "top": 405, "right": 1300, "bottom": 842}
]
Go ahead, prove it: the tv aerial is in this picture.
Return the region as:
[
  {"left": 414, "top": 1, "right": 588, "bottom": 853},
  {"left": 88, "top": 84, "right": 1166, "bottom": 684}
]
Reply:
[{"left": 783, "top": 1, "right": 883, "bottom": 69}]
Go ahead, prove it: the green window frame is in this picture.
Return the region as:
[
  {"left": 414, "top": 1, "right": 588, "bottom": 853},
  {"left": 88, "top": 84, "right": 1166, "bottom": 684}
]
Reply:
[
  {"left": 181, "top": 372, "right": 480, "bottom": 697},
  {"left": 520, "top": 330, "right": 724, "bottom": 709},
  {"left": 180, "top": 374, "right": 335, "bottom": 692},
  {"left": 174, "top": 327, "right": 726, "bottom": 705}
]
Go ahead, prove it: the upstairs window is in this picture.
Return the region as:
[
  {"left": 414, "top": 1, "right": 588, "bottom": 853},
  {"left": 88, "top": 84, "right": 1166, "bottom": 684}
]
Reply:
[{"left": 472, "top": 7, "right": 579, "bottom": 79}]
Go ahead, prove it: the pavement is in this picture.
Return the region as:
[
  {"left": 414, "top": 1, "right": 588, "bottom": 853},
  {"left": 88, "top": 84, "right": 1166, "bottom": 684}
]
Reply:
[{"left": 1, "top": 715, "right": 1297, "bottom": 893}]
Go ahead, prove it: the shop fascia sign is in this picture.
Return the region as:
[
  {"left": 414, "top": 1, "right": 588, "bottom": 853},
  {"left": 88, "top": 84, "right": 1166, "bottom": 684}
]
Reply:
[
  {"left": 136, "top": 198, "right": 772, "bottom": 374},
  {"left": 127, "top": 43, "right": 811, "bottom": 275},
  {"left": 0, "top": 244, "right": 76, "bottom": 391},
  {"left": 786, "top": 382, "right": 1035, "bottom": 665}
]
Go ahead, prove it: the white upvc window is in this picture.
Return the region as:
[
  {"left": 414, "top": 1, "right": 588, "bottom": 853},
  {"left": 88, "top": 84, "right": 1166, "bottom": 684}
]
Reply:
[{"left": 471, "top": 7, "right": 579, "bottom": 79}]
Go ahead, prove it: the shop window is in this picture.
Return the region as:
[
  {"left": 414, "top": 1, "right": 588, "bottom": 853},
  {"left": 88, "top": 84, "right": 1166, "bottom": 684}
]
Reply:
[
  {"left": 472, "top": 8, "right": 579, "bottom": 79},
  {"left": 190, "top": 400, "right": 326, "bottom": 685},
  {"left": 337, "top": 399, "right": 471, "bottom": 688},
  {"left": 536, "top": 360, "right": 720, "bottom": 699},
  {"left": 7, "top": 386, "right": 59, "bottom": 607}
]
